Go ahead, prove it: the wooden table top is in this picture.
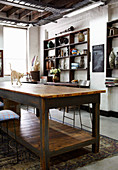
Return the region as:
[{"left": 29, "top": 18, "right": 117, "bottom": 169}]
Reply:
[{"left": 0, "top": 82, "right": 106, "bottom": 98}]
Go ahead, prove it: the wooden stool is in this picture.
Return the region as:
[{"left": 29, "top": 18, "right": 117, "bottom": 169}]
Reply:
[
  {"left": 0, "top": 101, "right": 4, "bottom": 110},
  {"left": 0, "top": 110, "right": 19, "bottom": 162},
  {"left": 3, "top": 99, "right": 20, "bottom": 116},
  {"left": 63, "top": 105, "right": 92, "bottom": 129}
]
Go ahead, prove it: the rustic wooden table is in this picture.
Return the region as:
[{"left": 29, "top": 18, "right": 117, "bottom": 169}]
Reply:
[{"left": 0, "top": 82, "right": 105, "bottom": 170}]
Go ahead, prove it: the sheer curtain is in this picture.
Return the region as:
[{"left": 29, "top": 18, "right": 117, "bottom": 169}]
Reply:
[{"left": 4, "top": 27, "right": 27, "bottom": 75}]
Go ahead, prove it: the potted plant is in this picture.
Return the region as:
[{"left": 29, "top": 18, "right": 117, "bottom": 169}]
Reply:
[{"left": 50, "top": 68, "right": 61, "bottom": 82}]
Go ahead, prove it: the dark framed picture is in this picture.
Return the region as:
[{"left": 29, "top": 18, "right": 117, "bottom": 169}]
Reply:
[{"left": 92, "top": 44, "right": 104, "bottom": 72}]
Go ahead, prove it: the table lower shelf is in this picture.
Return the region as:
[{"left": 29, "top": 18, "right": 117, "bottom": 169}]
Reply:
[{"left": 2, "top": 109, "right": 96, "bottom": 157}]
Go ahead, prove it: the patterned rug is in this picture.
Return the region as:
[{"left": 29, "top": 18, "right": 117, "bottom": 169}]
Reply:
[{"left": 0, "top": 129, "right": 118, "bottom": 170}]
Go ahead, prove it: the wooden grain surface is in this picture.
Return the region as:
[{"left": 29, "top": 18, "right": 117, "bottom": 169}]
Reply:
[
  {"left": 2, "top": 109, "right": 95, "bottom": 157},
  {"left": 0, "top": 82, "right": 106, "bottom": 98}
]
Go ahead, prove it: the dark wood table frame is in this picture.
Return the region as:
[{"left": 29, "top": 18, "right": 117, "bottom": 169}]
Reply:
[{"left": 0, "top": 83, "right": 105, "bottom": 170}]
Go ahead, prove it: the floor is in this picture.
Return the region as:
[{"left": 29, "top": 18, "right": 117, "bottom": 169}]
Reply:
[{"left": 50, "top": 108, "right": 118, "bottom": 170}]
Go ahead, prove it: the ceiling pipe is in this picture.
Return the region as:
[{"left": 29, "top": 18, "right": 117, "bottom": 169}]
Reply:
[
  {"left": 63, "top": 1, "right": 105, "bottom": 18},
  {"left": 0, "top": 0, "right": 70, "bottom": 14}
]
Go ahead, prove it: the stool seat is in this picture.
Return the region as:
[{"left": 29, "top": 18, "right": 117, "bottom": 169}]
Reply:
[
  {"left": 0, "top": 102, "right": 4, "bottom": 107},
  {"left": 0, "top": 110, "right": 19, "bottom": 122},
  {"left": 0, "top": 109, "right": 19, "bottom": 163}
]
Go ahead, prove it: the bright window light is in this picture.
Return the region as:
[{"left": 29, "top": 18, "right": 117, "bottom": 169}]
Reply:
[{"left": 4, "top": 27, "right": 27, "bottom": 75}]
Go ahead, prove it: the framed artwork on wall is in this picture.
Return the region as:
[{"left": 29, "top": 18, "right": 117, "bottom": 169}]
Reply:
[
  {"left": 92, "top": 44, "right": 104, "bottom": 72},
  {"left": 0, "top": 50, "right": 3, "bottom": 77}
]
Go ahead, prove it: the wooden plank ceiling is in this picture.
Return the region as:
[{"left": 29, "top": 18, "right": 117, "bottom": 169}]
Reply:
[{"left": 0, "top": 0, "right": 106, "bottom": 27}]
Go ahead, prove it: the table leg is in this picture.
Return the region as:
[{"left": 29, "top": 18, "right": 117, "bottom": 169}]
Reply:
[
  {"left": 92, "top": 102, "right": 100, "bottom": 153},
  {"left": 36, "top": 108, "right": 40, "bottom": 117},
  {"left": 40, "top": 98, "right": 50, "bottom": 170}
]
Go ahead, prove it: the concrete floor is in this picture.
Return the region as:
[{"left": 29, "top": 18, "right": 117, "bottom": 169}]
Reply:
[{"left": 50, "top": 109, "right": 118, "bottom": 170}]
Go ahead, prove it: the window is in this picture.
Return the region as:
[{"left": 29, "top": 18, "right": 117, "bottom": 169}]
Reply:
[{"left": 4, "top": 27, "right": 27, "bottom": 75}]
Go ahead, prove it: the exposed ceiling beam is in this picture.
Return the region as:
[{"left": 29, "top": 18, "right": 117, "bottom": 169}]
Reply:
[
  {"left": 0, "top": 17, "right": 34, "bottom": 25},
  {"left": 29, "top": 11, "right": 50, "bottom": 21},
  {"left": 73, "top": 0, "right": 93, "bottom": 8},
  {"left": 50, "top": 0, "right": 79, "bottom": 8},
  {"left": 35, "top": 11, "right": 64, "bottom": 25},
  {"left": 0, "top": 4, "right": 6, "bottom": 12},
  {"left": 0, "top": 0, "right": 45, "bottom": 12},
  {"left": 13, "top": 0, "right": 57, "bottom": 8},
  {"left": 7, "top": 7, "right": 20, "bottom": 17},
  {"left": 19, "top": 9, "right": 31, "bottom": 19},
  {"left": 41, "top": 0, "right": 53, "bottom": 3},
  {"left": 105, "top": 0, "right": 114, "bottom": 4},
  {"left": 65, "top": 0, "right": 84, "bottom": 8}
]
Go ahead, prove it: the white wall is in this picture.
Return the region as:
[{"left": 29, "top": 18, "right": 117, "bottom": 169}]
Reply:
[
  {"left": 39, "top": 12, "right": 90, "bottom": 76},
  {"left": 28, "top": 26, "right": 40, "bottom": 72},
  {"left": 39, "top": 5, "right": 118, "bottom": 112},
  {"left": 0, "top": 26, "right": 3, "bottom": 49},
  {"left": 0, "top": 25, "right": 10, "bottom": 81},
  {"left": 89, "top": 6, "right": 109, "bottom": 111}
]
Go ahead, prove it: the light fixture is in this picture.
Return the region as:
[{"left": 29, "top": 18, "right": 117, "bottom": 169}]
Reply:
[
  {"left": 7, "top": 0, "right": 13, "bottom": 2},
  {"left": 11, "top": 21, "right": 15, "bottom": 24},
  {"left": 1, "top": 0, "right": 45, "bottom": 12},
  {"left": 64, "top": 1, "right": 104, "bottom": 18},
  {"left": 13, "top": 0, "right": 20, "bottom": 3},
  {"left": 30, "top": 4, "right": 36, "bottom": 7},
  {"left": 6, "top": 21, "right": 11, "bottom": 24},
  {"left": 25, "top": 3, "right": 31, "bottom": 6},
  {"left": 19, "top": 1, "right": 25, "bottom": 5},
  {"left": 38, "top": 9, "right": 44, "bottom": 12}
]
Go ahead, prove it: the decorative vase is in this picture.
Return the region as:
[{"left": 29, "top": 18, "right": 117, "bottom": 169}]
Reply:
[
  {"left": 71, "top": 48, "right": 77, "bottom": 55},
  {"left": 53, "top": 74, "right": 60, "bottom": 82},
  {"left": 115, "top": 52, "right": 118, "bottom": 68},
  {"left": 78, "top": 32, "right": 85, "bottom": 42},
  {"left": 80, "top": 57, "right": 85, "bottom": 68},
  {"left": 109, "top": 49, "right": 116, "bottom": 69},
  {"left": 47, "top": 41, "right": 54, "bottom": 48}
]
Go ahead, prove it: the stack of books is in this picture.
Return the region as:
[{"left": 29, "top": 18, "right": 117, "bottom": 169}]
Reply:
[{"left": 105, "top": 77, "right": 118, "bottom": 87}]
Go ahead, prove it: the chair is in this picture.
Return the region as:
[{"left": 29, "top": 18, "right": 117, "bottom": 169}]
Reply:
[
  {"left": 0, "top": 101, "right": 4, "bottom": 108},
  {"left": 0, "top": 97, "right": 4, "bottom": 110},
  {"left": 0, "top": 110, "right": 19, "bottom": 162},
  {"left": 63, "top": 80, "right": 92, "bottom": 129}
]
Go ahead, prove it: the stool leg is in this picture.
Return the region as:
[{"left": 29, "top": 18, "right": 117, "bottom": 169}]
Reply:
[
  {"left": 27, "top": 105, "right": 29, "bottom": 111},
  {"left": 6, "top": 121, "right": 10, "bottom": 153},
  {"left": 88, "top": 104, "right": 92, "bottom": 124},
  {"left": 73, "top": 107, "right": 76, "bottom": 127},
  {"left": 49, "top": 110, "right": 51, "bottom": 119},
  {"left": 0, "top": 123, "right": 4, "bottom": 143},
  {"left": 13, "top": 119, "right": 18, "bottom": 163},
  {"left": 63, "top": 107, "right": 65, "bottom": 124},
  {"left": 78, "top": 106, "right": 82, "bottom": 129}
]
